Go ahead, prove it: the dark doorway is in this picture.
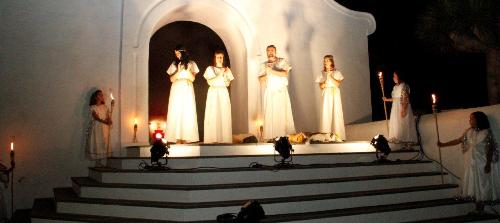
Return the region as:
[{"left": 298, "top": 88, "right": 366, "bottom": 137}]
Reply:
[{"left": 149, "top": 21, "right": 230, "bottom": 141}]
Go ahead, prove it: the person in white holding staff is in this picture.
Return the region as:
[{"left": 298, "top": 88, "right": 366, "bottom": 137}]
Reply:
[
  {"left": 438, "top": 111, "right": 500, "bottom": 214},
  {"left": 203, "top": 50, "right": 234, "bottom": 143},
  {"left": 317, "top": 55, "right": 346, "bottom": 141},
  {"left": 258, "top": 45, "right": 295, "bottom": 141},
  {"left": 86, "top": 89, "right": 114, "bottom": 166},
  {"left": 382, "top": 71, "right": 417, "bottom": 144},
  {"left": 165, "top": 44, "right": 200, "bottom": 144}
]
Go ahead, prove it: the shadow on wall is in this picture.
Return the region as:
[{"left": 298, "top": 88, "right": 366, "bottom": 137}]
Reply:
[{"left": 284, "top": 2, "right": 317, "bottom": 132}]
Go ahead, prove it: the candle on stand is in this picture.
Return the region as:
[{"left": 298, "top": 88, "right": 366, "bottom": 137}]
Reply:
[
  {"left": 431, "top": 93, "right": 444, "bottom": 184},
  {"left": 9, "top": 136, "right": 15, "bottom": 167},
  {"left": 256, "top": 119, "right": 264, "bottom": 142},
  {"left": 378, "top": 72, "right": 389, "bottom": 135},
  {"left": 133, "top": 118, "right": 138, "bottom": 143}
]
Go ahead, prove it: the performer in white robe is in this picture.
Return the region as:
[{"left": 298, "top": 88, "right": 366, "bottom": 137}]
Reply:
[
  {"left": 259, "top": 45, "right": 295, "bottom": 140},
  {"left": 86, "top": 90, "right": 113, "bottom": 162},
  {"left": 165, "top": 45, "right": 199, "bottom": 143},
  {"left": 439, "top": 111, "right": 500, "bottom": 213},
  {"left": 383, "top": 72, "right": 417, "bottom": 144},
  {"left": 203, "top": 50, "right": 234, "bottom": 143},
  {"left": 316, "top": 55, "right": 346, "bottom": 141}
]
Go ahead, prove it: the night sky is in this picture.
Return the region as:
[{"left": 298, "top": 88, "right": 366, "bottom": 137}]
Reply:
[{"left": 336, "top": 0, "right": 489, "bottom": 121}]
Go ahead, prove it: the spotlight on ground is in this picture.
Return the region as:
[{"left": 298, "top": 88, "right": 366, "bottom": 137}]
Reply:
[
  {"left": 370, "top": 134, "right": 391, "bottom": 162},
  {"left": 140, "top": 133, "right": 169, "bottom": 170},
  {"left": 274, "top": 136, "right": 294, "bottom": 168}
]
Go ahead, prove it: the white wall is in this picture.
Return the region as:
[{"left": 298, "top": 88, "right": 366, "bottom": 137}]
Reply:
[
  {"left": 120, "top": 0, "right": 375, "bottom": 143},
  {"left": 347, "top": 104, "right": 500, "bottom": 190},
  {"left": 0, "top": 0, "right": 374, "bottom": 212},
  {"left": 0, "top": 0, "right": 122, "bottom": 212}
]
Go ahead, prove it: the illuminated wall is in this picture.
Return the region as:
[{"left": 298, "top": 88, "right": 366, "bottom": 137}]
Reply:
[{"left": 0, "top": 0, "right": 374, "bottom": 211}]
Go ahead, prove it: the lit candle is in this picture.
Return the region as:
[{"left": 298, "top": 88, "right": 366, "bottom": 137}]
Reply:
[
  {"left": 133, "top": 118, "right": 138, "bottom": 143},
  {"left": 377, "top": 71, "right": 389, "bottom": 134},
  {"left": 9, "top": 136, "right": 15, "bottom": 169},
  {"left": 110, "top": 93, "right": 115, "bottom": 101},
  {"left": 431, "top": 93, "right": 443, "bottom": 183}
]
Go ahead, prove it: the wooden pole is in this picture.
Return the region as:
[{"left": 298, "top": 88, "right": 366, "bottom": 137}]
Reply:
[{"left": 378, "top": 73, "right": 389, "bottom": 135}]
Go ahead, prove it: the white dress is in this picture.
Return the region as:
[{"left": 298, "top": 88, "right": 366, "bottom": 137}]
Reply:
[
  {"left": 317, "top": 70, "right": 346, "bottom": 140},
  {"left": 388, "top": 83, "right": 417, "bottom": 143},
  {"left": 461, "top": 128, "right": 500, "bottom": 202},
  {"left": 259, "top": 58, "right": 295, "bottom": 139},
  {"left": 87, "top": 104, "right": 111, "bottom": 159},
  {"left": 203, "top": 66, "right": 234, "bottom": 143},
  {"left": 165, "top": 61, "right": 199, "bottom": 142}
]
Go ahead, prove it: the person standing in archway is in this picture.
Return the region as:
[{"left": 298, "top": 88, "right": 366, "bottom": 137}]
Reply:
[
  {"left": 203, "top": 50, "right": 234, "bottom": 143},
  {"left": 165, "top": 45, "right": 200, "bottom": 144},
  {"left": 258, "top": 45, "right": 295, "bottom": 141}
]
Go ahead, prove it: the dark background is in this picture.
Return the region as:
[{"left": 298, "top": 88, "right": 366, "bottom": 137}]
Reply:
[
  {"left": 335, "top": 0, "right": 488, "bottom": 120},
  {"left": 149, "top": 21, "right": 229, "bottom": 140}
]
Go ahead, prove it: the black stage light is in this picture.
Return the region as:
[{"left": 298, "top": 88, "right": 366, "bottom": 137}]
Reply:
[
  {"left": 370, "top": 134, "right": 391, "bottom": 162},
  {"left": 140, "top": 137, "right": 169, "bottom": 170},
  {"left": 273, "top": 136, "right": 294, "bottom": 168}
]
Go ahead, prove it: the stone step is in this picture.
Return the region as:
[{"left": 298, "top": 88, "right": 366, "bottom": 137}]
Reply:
[
  {"left": 90, "top": 160, "right": 438, "bottom": 185},
  {"left": 261, "top": 199, "right": 478, "bottom": 223},
  {"left": 73, "top": 171, "right": 447, "bottom": 202},
  {"left": 403, "top": 214, "right": 499, "bottom": 223},
  {"left": 109, "top": 150, "right": 420, "bottom": 169},
  {"left": 125, "top": 141, "right": 378, "bottom": 157},
  {"left": 33, "top": 197, "right": 497, "bottom": 223},
  {"left": 55, "top": 183, "right": 459, "bottom": 221}
]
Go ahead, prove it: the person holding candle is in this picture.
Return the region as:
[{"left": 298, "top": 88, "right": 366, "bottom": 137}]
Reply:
[
  {"left": 438, "top": 111, "right": 500, "bottom": 214},
  {"left": 203, "top": 50, "right": 234, "bottom": 143},
  {"left": 258, "top": 45, "right": 295, "bottom": 141},
  {"left": 165, "top": 45, "right": 200, "bottom": 144},
  {"left": 316, "top": 55, "right": 345, "bottom": 141},
  {"left": 86, "top": 89, "right": 114, "bottom": 165},
  {"left": 382, "top": 71, "right": 417, "bottom": 144}
]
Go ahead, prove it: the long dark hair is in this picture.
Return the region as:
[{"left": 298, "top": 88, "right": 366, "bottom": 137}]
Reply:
[
  {"left": 471, "top": 111, "right": 490, "bottom": 130},
  {"left": 174, "top": 44, "right": 190, "bottom": 69},
  {"left": 212, "top": 50, "right": 226, "bottom": 67},
  {"left": 89, "top": 90, "right": 102, "bottom": 106}
]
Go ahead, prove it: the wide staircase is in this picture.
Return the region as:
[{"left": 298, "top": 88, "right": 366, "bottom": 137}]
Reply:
[{"left": 31, "top": 142, "right": 499, "bottom": 222}]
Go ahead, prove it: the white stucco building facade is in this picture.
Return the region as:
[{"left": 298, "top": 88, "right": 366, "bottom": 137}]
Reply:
[{"left": 0, "top": 0, "right": 374, "bottom": 211}]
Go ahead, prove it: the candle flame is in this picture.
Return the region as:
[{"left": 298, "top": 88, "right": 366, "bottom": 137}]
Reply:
[
  {"left": 10, "top": 136, "right": 14, "bottom": 151},
  {"left": 256, "top": 119, "right": 263, "bottom": 127},
  {"left": 134, "top": 118, "right": 138, "bottom": 125},
  {"left": 110, "top": 93, "right": 114, "bottom": 100},
  {"left": 432, "top": 94, "right": 437, "bottom": 104},
  {"left": 378, "top": 72, "right": 382, "bottom": 78}
]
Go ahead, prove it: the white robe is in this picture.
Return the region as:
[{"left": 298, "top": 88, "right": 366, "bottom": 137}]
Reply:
[
  {"left": 165, "top": 61, "right": 199, "bottom": 142},
  {"left": 259, "top": 58, "right": 295, "bottom": 139},
  {"left": 461, "top": 129, "right": 500, "bottom": 202},
  {"left": 87, "top": 104, "right": 111, "bottom": 159},
  {"left": 203, "top": 66, "right": 234, "bottom": 143},
  {"left": 388, "top": 83, "right": 417, "bottom": 143},
  {"left": 317, "top": 70, "right": 346, "bottom": 140}
]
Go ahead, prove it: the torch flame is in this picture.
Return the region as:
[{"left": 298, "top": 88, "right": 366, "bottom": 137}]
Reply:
[
  {"left": 256, "top": 119, "right": 263, "bottom": 127},
  {"left": 432, "top": 94, "right": 437, "bottom": 104},
  {"left": 378, "top": 72, "right": 383, "bottom": 78}
]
